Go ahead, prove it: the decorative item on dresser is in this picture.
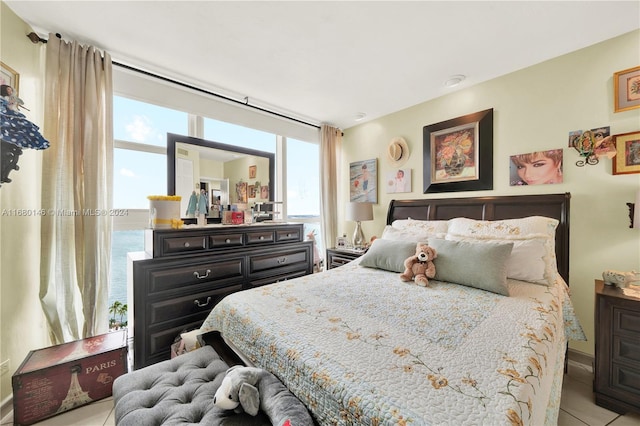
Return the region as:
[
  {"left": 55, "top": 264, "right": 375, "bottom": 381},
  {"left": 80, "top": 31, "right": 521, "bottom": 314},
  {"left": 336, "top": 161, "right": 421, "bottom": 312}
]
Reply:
[
  {"left": 128, "top": 223, "right": 313, "bottom": 369},
  {"left": 594, "top": 279, "right": 640, "bottom": 415},
  {"left": 326, "top": 247, "right": 364, "bottom": 270}
]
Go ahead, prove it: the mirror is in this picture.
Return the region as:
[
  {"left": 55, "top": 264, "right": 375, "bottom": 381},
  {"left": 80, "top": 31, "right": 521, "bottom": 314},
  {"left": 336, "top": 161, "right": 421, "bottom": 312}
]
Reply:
[{"left": 167, "top": 133, "right": 275, "bottom": 223}]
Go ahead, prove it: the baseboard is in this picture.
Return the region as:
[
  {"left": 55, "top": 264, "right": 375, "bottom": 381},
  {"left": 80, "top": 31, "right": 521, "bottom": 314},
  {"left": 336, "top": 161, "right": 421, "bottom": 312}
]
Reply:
[
  {"left": 0, "top": 393, "right": 12, "bottom": 424},
  {"left": 568, "top": 347, "right": 593, "bottom": 369}
]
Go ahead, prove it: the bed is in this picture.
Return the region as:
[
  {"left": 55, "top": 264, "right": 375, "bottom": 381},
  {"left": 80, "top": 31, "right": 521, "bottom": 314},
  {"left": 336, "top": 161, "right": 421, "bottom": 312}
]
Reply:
[{"left": 201, "top": 193, "right": 586, "bottom": 425}]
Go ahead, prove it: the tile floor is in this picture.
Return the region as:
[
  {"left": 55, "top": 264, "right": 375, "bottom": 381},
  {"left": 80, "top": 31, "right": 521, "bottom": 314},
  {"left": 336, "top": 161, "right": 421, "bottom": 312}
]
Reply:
[{"left": 2, "top": 360, "right": 639, "bottom": 425}]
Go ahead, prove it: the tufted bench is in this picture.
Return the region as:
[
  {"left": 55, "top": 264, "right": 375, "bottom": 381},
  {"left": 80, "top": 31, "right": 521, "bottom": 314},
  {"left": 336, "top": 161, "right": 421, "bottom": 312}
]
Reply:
[{"left": 113, "top": 346, "right": 276, "bottom": 425}]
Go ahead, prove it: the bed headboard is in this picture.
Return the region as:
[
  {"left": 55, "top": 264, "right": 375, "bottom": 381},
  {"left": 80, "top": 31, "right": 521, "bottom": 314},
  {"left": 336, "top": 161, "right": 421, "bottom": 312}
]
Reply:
[{"left": 386, "top": 193, "right": 571, "bottom": 284}]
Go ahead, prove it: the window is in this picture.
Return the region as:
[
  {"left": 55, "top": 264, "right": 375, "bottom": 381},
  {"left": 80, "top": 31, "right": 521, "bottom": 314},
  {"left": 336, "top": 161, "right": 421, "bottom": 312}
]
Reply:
[{"left": 203, "top": 117, "right": 276, "bottom": 153}]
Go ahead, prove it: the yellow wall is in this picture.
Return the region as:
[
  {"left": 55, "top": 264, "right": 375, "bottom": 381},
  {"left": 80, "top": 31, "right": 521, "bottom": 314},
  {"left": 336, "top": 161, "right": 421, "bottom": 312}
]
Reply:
[
  {"left": 342, "top": 30, "right": 640, "bottom": 357},
  {"left": 0, "top": 2, "right": 50, "bottom": 412}
]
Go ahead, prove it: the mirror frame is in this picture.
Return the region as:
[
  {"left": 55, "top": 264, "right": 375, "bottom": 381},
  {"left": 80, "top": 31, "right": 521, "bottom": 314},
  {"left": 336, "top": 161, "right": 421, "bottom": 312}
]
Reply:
[{"left": 167, "top": 132, "right": 275, "bottom": 209}]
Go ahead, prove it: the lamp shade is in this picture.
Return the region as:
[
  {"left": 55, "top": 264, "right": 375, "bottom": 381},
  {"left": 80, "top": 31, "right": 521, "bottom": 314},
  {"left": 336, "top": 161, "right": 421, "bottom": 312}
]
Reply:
[
  {"left": 634, "top": 190, "right": 640, "bottom": 229},
  {"left": 347, "top": 202, "right": 373, "bottom": 222}
]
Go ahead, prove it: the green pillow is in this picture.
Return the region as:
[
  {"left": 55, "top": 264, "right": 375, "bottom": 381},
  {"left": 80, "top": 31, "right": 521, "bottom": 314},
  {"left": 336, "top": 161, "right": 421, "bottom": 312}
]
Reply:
[
  {"left": 428, "top": 239, "right": 513, "bottom": 296},
  {"left": 359, "top": 239, "right": 420, "bottom": 273}
]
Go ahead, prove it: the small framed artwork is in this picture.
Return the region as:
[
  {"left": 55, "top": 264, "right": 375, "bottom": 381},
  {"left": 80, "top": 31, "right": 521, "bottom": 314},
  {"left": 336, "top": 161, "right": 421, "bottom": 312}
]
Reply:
[
  {"left": 423, "top": 109, "right": 493, "bottom": 193},
  {"left": 385, "top": 168, "right": 412, "bottom": 193},
  {"left": 248, "top": 184, "right": 256, "bottom": 198},
  {"left": 349, "top": 158, "right": 377, "bottom": 203},
  {"left": 613, "top": 131, "right": 640, "bottom": 175},
  {"left": 614, "top": 66, "right": 640, "bottom": 113},
  {"left": 336, "top": 236, "right": 349, "bottom": 249},
  {"left": 0, "top": 61, "right": 19, "bottom": 92},
  {"left": 249, "top": 165, "right": 257, "bottom": 179},
  {"left": 509, "top": 149, "right": 564, "bottom": 186},
  {"left": 236, "top": 181, "right": 247, "bottom": 203}
]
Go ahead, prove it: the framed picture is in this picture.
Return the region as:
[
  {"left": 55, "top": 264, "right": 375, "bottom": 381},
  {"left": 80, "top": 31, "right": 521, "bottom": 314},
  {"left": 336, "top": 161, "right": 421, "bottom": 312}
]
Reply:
[
  {"left": 0, "top": 61, "right": 19, "bottom": 93},
  {"left": 349, "top": 158, "right": 377, "bottom": 203},
  {"left": 236, "top": 181, "right": 247, "bottom": 203},
  {"left": 248, "top": 184, "right": 256, "bottom": 198},
  {"left": 509, "top": 149, "right": 563, "bottom": 186},
  {"left": 336, "top": 236, "right": 349, "bottom": 249},
  {"left": 249, "top": 165, "right": 257, "bottom": 179},
  {"left": 385, "top": 168, "right": 412, "bottom": 193},
  {"left": 423, "top": 109, "right": 493, "bottom": 193},
  {"left": 614, "top": 66, "right": 640, "bottom": 113},
  {"left": 613, "top": 131, "right": 640, "bottom": 175}
]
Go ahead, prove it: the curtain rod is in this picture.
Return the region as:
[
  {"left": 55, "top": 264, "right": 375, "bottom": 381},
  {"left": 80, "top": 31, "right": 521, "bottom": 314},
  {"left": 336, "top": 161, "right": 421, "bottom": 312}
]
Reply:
[{"left": 27, "top": 32, "right": 321, "bottom": 130}]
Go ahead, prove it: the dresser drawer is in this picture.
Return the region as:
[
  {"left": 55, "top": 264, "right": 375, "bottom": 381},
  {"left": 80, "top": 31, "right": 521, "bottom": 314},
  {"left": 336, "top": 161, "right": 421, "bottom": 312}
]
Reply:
[
  {"left": 248, "top": 247, "right": 310, "bottom": 276},
  {"left": 275, "top": 226, "right": 301, "bottom": 243},
  {"left": 246, "top": 230, "right": 274, "bottom": 245},
  {"left": 145, "top": 319, "right": 207, "bottom": 368},
  {"left": 209, "top": 233, "right": 244, "bottom": 248},
  {"left": 614, "top": 307, "right": 640, "bottom": 335},
  {"left": 162, "top": 235, "right": 207, "bottom": 255},
  {"left": 141, "top": 257, "right": 244, "bottom": 296},
  {"left": 248, "top": 269, "right": 308, "bottom": 288},
  {"left": 148, "top": 284, "right": 242, "bottom": 325}
]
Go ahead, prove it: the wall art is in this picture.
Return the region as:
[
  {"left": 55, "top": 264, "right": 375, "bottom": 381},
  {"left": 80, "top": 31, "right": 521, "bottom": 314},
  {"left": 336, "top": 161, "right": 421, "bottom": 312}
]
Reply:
[
  {"left": 0, "top": 61, "right": 19, "bottom": 93},
  {"left": 614, "top": 65, "right": 640, "bottom": 113},
  {"left": 613, "top": 131, "right": 640, "bottom": 175},
  {"left": 385, "top": 168, "right": 412, "bottom": 193},
  {"left": 349, "top": 158, "right": 377, "bottom": 203},
  {"left": 509, "top": 149, "right": 563, "bottom": 186},
  {"left": 423, "top": 108, "right": 493, "bottom": 193}
]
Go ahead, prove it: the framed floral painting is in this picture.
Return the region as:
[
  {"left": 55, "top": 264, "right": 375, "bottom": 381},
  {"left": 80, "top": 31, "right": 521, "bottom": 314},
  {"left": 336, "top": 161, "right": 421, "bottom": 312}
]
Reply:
[
  {"left": 613, "top": 131, "right": 640, "bottom": 175},
  {"left": 614, "top": 66, "right": 640, "bottom": 113},
  {"left": 423, "top": 109, "right": 493, "bottom": 193}
]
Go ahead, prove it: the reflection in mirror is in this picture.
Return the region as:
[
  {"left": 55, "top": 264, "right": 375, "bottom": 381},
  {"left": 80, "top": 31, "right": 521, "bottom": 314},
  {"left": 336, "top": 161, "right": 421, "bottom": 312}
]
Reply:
[{"left": 167, "top": 133, "right": 275, "bottom": 223}]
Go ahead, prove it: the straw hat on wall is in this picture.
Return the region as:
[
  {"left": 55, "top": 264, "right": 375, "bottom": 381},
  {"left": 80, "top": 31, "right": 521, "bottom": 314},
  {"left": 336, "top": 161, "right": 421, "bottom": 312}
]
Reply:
[{"left": 387, "top": 137, "right": 410, "bottom": 167}]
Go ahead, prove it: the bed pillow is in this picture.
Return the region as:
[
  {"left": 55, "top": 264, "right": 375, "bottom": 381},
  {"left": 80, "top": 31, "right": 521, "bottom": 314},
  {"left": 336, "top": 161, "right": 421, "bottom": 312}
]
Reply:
[
  {"left": 381, "top": 225, "right": 434, "bottom": 243},
  {"left": 428, "top": 238, "right": 513, "bottom": 296},
  {"left": 446, "top": 216, "right": 559, "bottom": 285},
  {"left": 359, "top": 238, "right": 419, "bottom": 273},
  {"left": 391, "top": 218, "right": 448, "bottom": 237}
]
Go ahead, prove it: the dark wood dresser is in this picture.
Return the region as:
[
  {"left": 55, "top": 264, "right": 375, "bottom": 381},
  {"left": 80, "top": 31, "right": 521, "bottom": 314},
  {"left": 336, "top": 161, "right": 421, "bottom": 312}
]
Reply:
[
  {"left": 128, "top": 223, "right": 313, "bottom": 369},
  {"left": 594, "top": 279, "right": 640, "bottom": 414}
]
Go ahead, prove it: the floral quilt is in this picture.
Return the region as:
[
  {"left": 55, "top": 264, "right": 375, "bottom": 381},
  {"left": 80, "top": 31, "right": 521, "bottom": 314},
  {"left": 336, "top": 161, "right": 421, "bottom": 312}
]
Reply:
[{"left": 201, "top": 260, "right": 585, "bottom": 426}]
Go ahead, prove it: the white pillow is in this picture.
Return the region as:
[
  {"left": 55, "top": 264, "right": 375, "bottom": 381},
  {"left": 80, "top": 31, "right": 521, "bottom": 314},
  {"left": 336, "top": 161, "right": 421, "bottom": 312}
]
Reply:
[
  {"left": 391, "top": 218, "right": 448, "bottom": 237},
  {"left": 381, "top": 225, "right": 434, "bottom": 243},
  {"left": 446, "top": 216, "right": 559, "bottom": 285}
]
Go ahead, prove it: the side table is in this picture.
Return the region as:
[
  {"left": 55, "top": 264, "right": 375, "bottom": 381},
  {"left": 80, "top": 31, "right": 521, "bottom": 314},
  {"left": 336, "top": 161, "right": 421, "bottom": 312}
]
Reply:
[{"left": 326, "top": 248, "right": 365, "bottom": 270}]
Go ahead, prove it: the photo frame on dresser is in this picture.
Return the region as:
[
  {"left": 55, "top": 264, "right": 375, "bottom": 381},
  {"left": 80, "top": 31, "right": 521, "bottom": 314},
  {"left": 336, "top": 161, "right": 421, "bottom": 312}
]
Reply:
[{"left": 423, "top": 108, "right": 493, "bottom": 193}]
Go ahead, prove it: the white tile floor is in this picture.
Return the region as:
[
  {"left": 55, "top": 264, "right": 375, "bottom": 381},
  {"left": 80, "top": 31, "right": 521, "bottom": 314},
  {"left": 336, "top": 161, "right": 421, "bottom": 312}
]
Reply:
[{"left": 2, "top": 360, "right": 639, "bottom": 425}]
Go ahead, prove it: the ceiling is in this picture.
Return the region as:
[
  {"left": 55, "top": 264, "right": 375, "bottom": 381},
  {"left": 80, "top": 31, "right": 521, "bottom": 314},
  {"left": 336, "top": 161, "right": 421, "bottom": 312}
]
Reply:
[{"left": 5, "top": 1, "right": 640, "bottom": 130}]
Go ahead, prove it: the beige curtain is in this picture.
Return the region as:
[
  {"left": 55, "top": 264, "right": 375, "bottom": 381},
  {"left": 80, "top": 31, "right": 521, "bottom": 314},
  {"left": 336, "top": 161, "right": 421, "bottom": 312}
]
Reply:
[
  {"left": 41, "top": 34, "right": 113, "bottom": 344},
  {"left": 319, "top": 124, "right": 342, "bottom": 252}
]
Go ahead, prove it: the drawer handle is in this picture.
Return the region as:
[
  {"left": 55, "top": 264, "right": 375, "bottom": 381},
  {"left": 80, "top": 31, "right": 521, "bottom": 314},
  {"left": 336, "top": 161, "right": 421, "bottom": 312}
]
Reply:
[
  {"left": 286, "top": 233, "right": 291, "bottom": 238},
  {"left": 225, "top": 238, "right": 231, "bottom": 244},
  {"left": 184, "top": 242, "right": 190, "bottom": 247},
  {"left": 194, "top": 297, "right": 211, "bottom": 308},
  {"left": 193, "top": 269, "right": 211, "bottom": 279},
  {"left": 259, "top": 235, "right": 265, "bottom": 240},
  {"left": 277, "top": 257, "right": 287, "bottom": 264}
]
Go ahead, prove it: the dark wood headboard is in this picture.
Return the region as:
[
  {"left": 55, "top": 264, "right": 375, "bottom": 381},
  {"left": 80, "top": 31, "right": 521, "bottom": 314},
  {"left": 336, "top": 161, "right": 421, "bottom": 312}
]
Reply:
[{"left": 387, "top": 193, "right": 571, "bottom": 284}]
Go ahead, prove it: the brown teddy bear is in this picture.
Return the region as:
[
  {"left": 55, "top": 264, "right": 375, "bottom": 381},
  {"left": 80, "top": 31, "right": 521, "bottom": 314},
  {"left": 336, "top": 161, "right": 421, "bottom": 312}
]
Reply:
[{"left": 400, "top": 243, "right": 437, "bottom": 287}]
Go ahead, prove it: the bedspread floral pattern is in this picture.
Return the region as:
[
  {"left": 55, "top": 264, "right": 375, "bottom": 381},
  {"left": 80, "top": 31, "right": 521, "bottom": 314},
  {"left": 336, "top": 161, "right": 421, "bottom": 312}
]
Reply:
[{"left": 201, "top": 262, "right": 585, "bottom": 426}]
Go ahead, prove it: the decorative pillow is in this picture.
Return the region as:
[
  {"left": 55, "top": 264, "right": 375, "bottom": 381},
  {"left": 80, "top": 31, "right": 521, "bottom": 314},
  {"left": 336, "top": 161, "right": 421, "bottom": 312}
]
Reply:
[
  {"left": 446, "top": 216, "right": 559, "bottom": 285},
  {"left": 428, "top": 238, "right": 513, "bottom": 296},
  {"left": 391, "top": 218, "right": 449, "bottom": 237},
  {"left": 359, "top": 238, "right": 419, "bottom": 273},
  {"left": 381, "top": 225, "right": 434, "bottom": 243}
]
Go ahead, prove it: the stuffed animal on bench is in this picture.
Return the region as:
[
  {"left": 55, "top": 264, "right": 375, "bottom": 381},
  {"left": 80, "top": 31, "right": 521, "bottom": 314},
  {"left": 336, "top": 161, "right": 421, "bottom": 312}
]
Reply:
[{"left": 213, "top": 365, "right": 313, "bottom": 426}]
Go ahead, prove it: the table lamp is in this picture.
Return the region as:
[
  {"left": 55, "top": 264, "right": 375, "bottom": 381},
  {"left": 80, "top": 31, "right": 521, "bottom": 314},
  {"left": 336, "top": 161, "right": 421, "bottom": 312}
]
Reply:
[{"left": 347, "top": 202, "right": 373, "bottom": 248}]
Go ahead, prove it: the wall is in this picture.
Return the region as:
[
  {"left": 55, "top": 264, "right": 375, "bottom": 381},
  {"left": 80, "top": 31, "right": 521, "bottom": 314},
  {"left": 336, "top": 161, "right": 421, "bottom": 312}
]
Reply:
[
  {"left": 342, "top": 30, "right": 640, "bottom": 357},
  {"left": 0, "top": 3, "right": 50, "bottom": 413}
]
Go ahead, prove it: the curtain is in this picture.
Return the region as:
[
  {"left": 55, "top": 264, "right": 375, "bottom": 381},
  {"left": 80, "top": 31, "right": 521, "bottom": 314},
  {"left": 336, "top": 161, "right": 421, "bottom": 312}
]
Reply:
[
  {"left": 40, "top": 34, "right": 113, "bottom": 344},
  {"left": 319, "top": 124, "right": 342, "bottom": 253}
]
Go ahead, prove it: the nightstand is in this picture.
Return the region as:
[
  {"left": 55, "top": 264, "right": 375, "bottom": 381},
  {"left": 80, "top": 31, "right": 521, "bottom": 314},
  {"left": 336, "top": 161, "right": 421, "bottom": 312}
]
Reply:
[
  {"left": 594, "top": 279, "right": 640, "bottom": 415},
  {"left": 326, "top": 248, "right": 365, "bottom": 269}
]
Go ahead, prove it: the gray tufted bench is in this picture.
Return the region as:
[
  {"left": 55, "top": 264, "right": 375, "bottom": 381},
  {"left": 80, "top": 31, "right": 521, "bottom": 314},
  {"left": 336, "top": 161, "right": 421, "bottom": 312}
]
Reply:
[{"left": 112, "top": 346, "right": 290, "bottom": 425}]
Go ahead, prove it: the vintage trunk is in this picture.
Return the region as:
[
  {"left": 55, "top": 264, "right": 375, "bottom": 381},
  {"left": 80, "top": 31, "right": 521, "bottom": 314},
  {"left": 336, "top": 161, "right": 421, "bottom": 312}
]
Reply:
[{"left": 12, "top": 330, "right": 128, "bottom": 426}]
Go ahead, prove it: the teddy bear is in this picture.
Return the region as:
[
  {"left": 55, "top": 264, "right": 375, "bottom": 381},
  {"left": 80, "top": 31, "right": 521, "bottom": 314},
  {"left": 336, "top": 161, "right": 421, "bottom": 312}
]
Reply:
[
  {"left": 400, "top": 243, "right": 437, "bottom": 287},
  {"left": 213, "top": 365, "right": 314, "bottom": 426}
]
